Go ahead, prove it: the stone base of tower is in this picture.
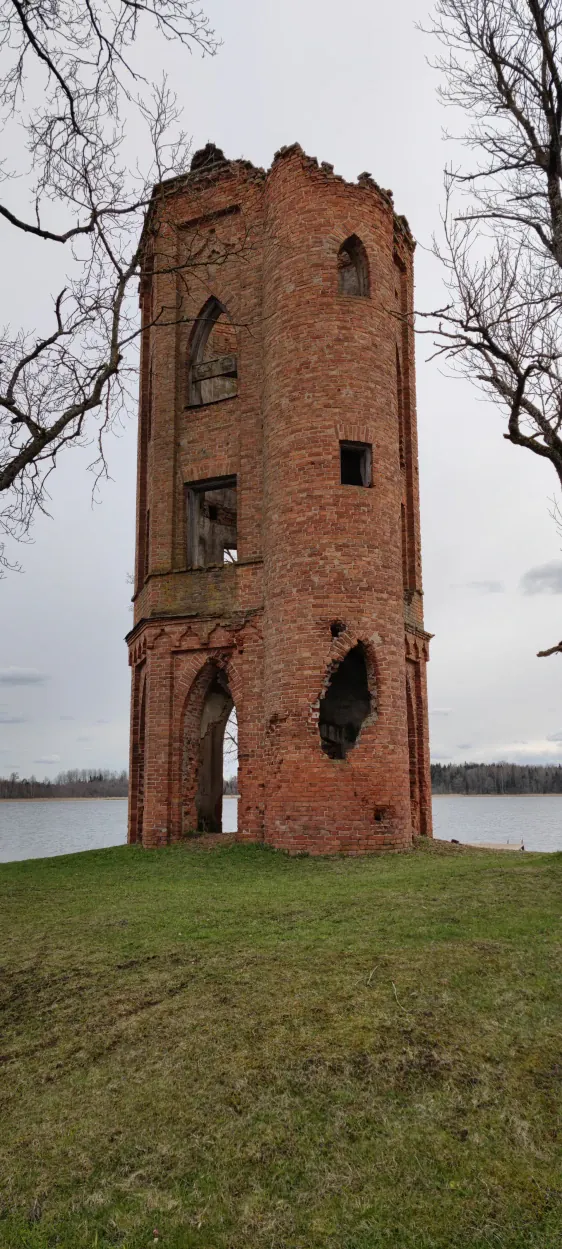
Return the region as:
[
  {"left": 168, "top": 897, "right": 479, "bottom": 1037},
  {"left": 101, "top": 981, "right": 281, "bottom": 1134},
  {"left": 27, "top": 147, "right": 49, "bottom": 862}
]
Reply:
[{"left": 126, "top": 615, "right": 432, "bottom": 856}]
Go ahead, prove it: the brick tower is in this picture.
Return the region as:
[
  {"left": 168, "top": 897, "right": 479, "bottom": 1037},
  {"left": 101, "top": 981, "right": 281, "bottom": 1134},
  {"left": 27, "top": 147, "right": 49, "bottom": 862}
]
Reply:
[{"left": 126, "top": 143, "right": 432, "bottom": 853}]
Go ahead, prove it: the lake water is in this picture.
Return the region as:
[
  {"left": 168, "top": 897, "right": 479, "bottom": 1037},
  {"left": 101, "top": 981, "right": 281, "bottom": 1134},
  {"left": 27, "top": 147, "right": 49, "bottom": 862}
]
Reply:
[
  {"left": 0, "top": 796, "right": 239, "bottom": 864},
  {"left": 432, "top": 795, "right": 562, "bottom": 853},
  {"left": 0, "top": 795, "right": 561, "bottom": 863}
]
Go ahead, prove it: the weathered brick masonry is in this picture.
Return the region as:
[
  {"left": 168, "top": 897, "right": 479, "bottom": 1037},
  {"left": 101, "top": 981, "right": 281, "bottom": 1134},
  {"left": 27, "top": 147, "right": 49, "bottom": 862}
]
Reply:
[{"left": 126, "top": 143, "right": 432, "bottom": 853}]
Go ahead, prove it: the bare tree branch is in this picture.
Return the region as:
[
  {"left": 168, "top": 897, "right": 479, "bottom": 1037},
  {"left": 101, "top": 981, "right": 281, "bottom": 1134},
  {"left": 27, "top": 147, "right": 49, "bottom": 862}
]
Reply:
[
  {"left": 424, "top": 1, "right": 562, "bottom": 650},
  {"left": 0, "top": 0, "right": 224, "bottom": 570}
]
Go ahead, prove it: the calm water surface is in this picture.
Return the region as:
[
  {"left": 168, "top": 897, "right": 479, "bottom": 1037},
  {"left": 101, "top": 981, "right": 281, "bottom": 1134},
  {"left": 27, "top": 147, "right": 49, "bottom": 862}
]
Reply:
[
  {"left": 0, "top": 795, "right": 561, "bottom": 863},
  {"left": 0, "top": 796, "right": 239, "bottom": 863},
  {"left": 433, "top": 795, "right": 562, "bottom": 853}
]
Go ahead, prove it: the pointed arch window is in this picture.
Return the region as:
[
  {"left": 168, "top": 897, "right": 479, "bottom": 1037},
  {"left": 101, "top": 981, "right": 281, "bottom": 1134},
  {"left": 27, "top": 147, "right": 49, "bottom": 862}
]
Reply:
[
  {"left": 188, "top": 297, "right": 238, "bottom": 407},
  {"left": 337, "top": 235, "right": 369, "bottom": 297}
]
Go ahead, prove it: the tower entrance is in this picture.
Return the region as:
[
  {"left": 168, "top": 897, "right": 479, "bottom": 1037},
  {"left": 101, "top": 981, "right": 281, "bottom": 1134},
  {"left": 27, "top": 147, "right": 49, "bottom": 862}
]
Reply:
[{"left": 188, "top": 667, "right": 233, "bottom": 833}]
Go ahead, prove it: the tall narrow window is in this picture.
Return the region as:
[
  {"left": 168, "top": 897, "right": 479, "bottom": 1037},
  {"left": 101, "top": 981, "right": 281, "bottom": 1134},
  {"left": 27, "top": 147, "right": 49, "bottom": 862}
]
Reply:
[
  {"left": 337, "top": 235, "right": 369, "bottom": 297},
  {"left": 188, "top": 297, "right": 238, "bottom": 407},
  {"left": 144, "top": 509, "right": 150, "bottom": 581},
  {"left": 186, "top": 476, "right": 237, "bottom": 569},
  {"left": 396, "top": 347, "right": 405, "bottom": 468},
  {"left": 401, "top": 503, "right": 408, "bottom": 591},
  {"left": 147, "top": 359, "right": 153, "bottom": 441}
]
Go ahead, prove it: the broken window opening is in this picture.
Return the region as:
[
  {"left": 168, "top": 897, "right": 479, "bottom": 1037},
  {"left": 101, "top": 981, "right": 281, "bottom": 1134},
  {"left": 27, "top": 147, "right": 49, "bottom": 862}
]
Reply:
[
  {"left": 337, "top": 235, "right": 370, "bottom": 297},
  {"left": 188, "top": 296, "right": 238, "bottom": 407},
  {"left": 319, "top": 643, "right": 372, "bottom": 760},
  {"left": 186, "top": 476, "right": 237, "bottom": 569},
  {"left": 340, "top": 441, "right": 372, "bottom": 487}
]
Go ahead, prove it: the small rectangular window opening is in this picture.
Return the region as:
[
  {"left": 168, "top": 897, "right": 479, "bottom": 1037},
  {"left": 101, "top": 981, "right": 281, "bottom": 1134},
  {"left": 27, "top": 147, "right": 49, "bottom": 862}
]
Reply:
[
  {"left": 186, "top": 476, "right": 237, "bottom": 569},
  {"left": 340, "top": 441, "right": 372, "bottom": 487}
]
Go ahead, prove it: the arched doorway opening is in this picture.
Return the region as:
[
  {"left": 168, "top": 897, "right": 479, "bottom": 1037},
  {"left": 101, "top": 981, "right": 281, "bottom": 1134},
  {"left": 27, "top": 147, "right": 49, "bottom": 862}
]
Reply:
[{"left": 196, "top": 667, "right": 234, "bottom": 832}]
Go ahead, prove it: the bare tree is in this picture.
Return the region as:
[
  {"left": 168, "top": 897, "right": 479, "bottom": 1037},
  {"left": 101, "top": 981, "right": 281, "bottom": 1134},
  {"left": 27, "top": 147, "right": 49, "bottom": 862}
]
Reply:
[
  {"left": 424, "top": 0, "right": 562, "bottom": 654},
  {"left": 0, "top": 1, "right": 222, "bottom": 566}
]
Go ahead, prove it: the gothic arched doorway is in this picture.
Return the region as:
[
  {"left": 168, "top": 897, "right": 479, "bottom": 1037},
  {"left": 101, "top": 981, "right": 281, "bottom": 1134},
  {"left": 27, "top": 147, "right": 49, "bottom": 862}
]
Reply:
[{"left": 183, "top": 665, "right": 234, "bottom": 833}]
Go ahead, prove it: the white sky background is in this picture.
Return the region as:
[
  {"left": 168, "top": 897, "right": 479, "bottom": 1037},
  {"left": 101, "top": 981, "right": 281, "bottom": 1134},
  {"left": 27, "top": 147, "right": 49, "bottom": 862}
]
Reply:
[{"left": 2, "top": 0, "right": 562, "bottom": 777}]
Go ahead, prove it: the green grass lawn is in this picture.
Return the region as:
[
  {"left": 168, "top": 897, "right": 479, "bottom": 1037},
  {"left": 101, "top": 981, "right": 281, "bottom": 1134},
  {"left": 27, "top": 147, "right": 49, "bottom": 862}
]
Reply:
[{"left": 1, "top": 838, "right": 561, "bottom": 1249}]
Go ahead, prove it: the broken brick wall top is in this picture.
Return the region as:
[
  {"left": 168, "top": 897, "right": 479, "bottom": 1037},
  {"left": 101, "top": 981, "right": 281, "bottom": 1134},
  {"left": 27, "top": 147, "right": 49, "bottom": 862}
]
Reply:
[{"left": 133, "top": 142, "right": 420, "bottom": 622}]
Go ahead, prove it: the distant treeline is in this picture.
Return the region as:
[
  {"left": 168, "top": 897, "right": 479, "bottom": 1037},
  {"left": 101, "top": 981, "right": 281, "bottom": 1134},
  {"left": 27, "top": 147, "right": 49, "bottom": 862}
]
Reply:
[
  {"left": 223, "top": 776, "right": 239, "bottom": 795},
  {"left": 0, "top": 769, "right": 129, "bottom": 799},
  {"left": 432, "top": 762, "right": 562, "bottom": 795}
]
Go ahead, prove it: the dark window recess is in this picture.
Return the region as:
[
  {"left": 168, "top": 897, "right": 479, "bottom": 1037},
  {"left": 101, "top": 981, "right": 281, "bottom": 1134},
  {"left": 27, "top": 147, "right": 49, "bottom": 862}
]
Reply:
[
  {"left": 319, "top": 643, "right": 371, "bottom": 760},
  {"left": 337, "top": 235, "right": 370, "bottom": 297},
  {"left": 186, "top": 476, "right": 237, "bottom": 569},
  {"left": 340, "top": 441, "right": 372, "bottom": 487}
]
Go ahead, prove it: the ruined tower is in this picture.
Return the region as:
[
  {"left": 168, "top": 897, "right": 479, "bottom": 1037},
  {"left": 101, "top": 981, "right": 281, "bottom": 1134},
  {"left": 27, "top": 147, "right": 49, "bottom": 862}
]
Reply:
[{"left": 126, "top": 143, "right": 432, "bottom": 853}]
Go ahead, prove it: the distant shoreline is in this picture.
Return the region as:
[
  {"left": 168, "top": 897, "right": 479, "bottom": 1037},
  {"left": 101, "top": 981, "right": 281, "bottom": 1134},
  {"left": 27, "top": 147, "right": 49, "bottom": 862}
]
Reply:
[
  {"left": 0, "top": 796, "right": 128, "bottom": 802},
  {"left": 0, "top": 793, "right": 559, "bottom": 802},
  {"left": 432, "top": 792, "right": 562, "bottom": 798},
  {"left": 0, "top": 794, "right": 240, "bottom": 802}
]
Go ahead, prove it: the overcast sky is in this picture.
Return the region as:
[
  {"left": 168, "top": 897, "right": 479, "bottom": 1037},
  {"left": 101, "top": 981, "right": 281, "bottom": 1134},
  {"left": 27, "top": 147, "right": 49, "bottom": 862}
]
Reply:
[{"left": 2, "top": 0, "right": 562, "bottom": 777}]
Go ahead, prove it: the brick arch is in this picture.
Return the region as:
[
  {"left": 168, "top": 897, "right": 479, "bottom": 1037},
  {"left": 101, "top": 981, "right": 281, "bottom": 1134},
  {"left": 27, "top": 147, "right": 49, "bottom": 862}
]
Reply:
[{"left": 169, "top": 648, "right": 242, "bottom": 838}]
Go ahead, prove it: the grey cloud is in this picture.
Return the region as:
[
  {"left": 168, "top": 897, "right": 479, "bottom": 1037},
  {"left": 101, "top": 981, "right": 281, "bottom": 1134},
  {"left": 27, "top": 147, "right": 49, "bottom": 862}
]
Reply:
[
  {"left": 0, "top": 666, "right": 48, "bottom": 684},
  {"left": 76, "top": 735, "right": 91, "bottom": 742},
  {"left": 430, "top": 708, "right": 451, "bottom": 716},
  {"left": 0, "top": 713, "right": 27, "bottom": 724},
  {"left": 60, "top": 715, "right": 75, "bottom": 721},
  {"left": 456, "top": 743, "right": 473, "bottom": 749},
  {"left": 33, "top": 754, "right": 60, "bottom": 764},
  {"left": 465, "top": 580, "right": 505, "bottom": 594},
  {"left": 520, "top": 561, "right": 562, "bottom": 595},
  {"left": 94, "top": 718, "right": 110, "bottom": 725},
  {"left": 547, "top": 731, "right": 562, "bottom": 742}
]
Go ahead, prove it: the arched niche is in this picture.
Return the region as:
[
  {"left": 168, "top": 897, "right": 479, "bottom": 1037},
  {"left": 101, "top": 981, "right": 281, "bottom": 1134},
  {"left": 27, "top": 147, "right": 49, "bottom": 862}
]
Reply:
[
  {"left": 337, "top": 235, "right": 370, "bottom": 297},
  {"left": 187, "top": 296, "right": 238, "bottom": 407}
]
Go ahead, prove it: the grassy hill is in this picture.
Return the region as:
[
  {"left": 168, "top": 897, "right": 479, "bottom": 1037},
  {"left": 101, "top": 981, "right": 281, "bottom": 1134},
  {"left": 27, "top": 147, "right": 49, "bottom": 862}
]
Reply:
[{"left": 1, "top": 838, "right": 561, "bottom": 1248}]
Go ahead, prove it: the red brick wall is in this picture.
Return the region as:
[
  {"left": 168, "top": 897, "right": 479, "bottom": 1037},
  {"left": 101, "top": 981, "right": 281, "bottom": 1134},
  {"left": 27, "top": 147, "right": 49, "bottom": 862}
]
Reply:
[{"left": 126, "top": 145, "right": 432, "bottom": 853}]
